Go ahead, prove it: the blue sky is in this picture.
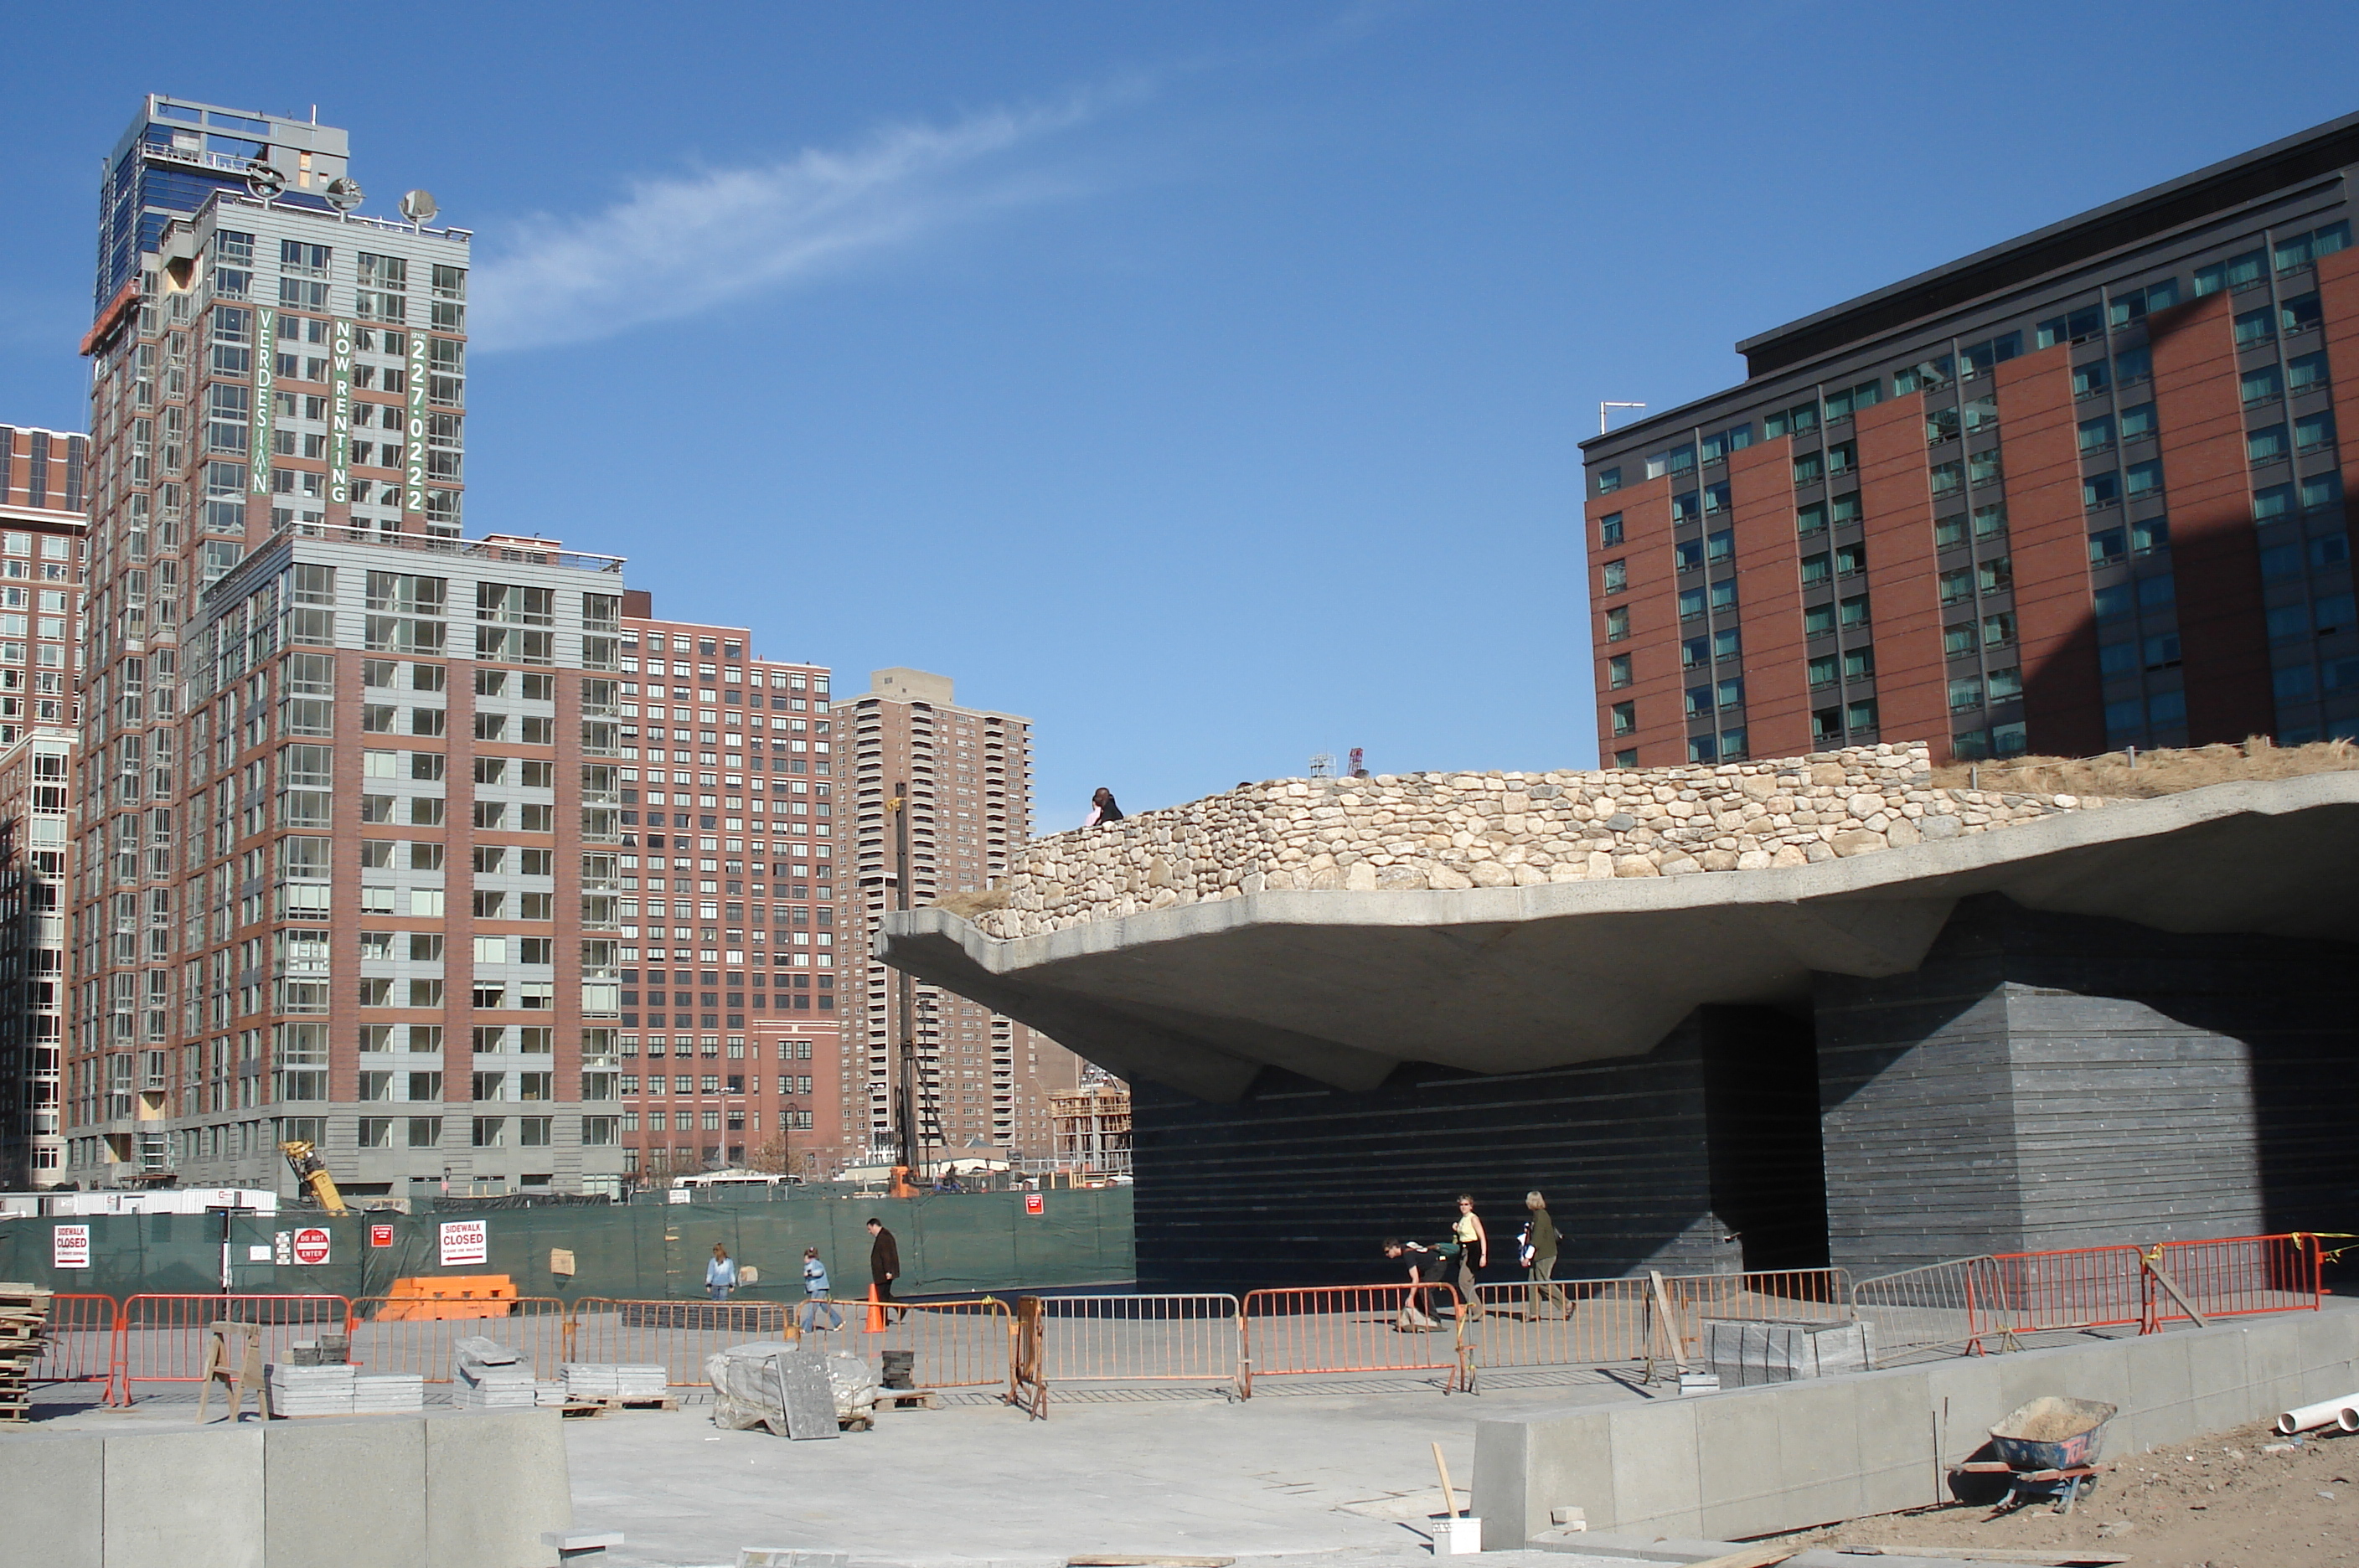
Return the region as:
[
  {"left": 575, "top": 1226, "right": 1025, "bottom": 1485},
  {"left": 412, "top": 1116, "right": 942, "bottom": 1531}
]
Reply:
[{"left": 5, "top": 4, "right": 2358, "bottom": 824}]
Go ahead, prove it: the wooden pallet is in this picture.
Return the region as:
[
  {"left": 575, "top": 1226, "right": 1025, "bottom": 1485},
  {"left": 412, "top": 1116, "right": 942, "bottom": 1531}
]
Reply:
[{"left": 567, "top": 1394, "right": 679, "bottom": 1413}]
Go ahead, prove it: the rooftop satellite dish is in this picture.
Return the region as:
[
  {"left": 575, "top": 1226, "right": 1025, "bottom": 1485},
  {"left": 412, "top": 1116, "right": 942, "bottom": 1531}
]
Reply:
[
  {"left": 400, "top": 189, "right": 439, "bottom": 224},
  {"left": 245, "top": 162, "right": 285, "bottom": 200},
  {"left": 323, "top": 177, "right": 364, "bottom": 213}
]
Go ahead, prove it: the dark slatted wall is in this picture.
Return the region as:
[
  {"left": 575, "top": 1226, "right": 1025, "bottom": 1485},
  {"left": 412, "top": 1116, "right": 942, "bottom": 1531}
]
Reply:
[
  {"left": 1131, "top": 1017, "right": 1763, "bottom": 1296},
  {"left": 1818, "top": 895, "right": 2359, "bottom": 1278}
]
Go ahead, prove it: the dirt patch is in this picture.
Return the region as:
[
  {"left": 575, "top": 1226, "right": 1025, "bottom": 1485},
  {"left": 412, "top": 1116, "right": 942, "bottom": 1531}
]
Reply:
[
  {"left": 1928, "top": 738, "right": 2358, "bottom": 799},
  {"left": 929, "top": 888, "right": 1009, "bottom": 918},
  {"left": 1764, "top": 1416, "right": 2359, "bottom": 1566}
]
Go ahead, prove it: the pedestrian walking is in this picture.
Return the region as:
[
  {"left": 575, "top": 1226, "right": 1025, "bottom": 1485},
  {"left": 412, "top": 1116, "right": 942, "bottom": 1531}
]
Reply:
[
  {"left": 706, "top": 1242, "right": 738, "bottom": 1302},
  {"left": 1521, "top": 1190, "right": 1566, "bottom": 1318},
  {"left": 1448, "top": 1194, "right": 1489, "bottom": 1322},
  {"left": 867, "top": 1217, "right": 906, "bottom": 1323},
  {"left": 1084, "top": 787, "right": 1124, "bottom": 826},
  {"left": 798, "top": 1246, "right": 844, "bottom": 1333}
]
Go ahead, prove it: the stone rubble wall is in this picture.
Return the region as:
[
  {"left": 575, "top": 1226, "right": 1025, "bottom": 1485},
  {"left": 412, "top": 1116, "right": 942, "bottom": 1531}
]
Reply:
[{"left": 969, "top": 743, "right": 2108, "bottom": 940}]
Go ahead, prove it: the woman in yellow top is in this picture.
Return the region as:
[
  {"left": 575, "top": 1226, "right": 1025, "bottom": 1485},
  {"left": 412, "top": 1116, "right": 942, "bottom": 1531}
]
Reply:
[{"left": 1450, "top": 1194, "right": 1488, "bottom": 1323}]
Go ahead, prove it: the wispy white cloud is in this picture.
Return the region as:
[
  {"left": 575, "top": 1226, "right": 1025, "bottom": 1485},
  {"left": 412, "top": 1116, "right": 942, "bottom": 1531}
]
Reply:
[{"left": 469, "top": 96, "right": 1103, "bottom": 352}]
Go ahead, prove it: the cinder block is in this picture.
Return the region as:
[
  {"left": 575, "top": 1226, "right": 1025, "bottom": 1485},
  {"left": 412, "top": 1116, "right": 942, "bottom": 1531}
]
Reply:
[
  {"left": 2183, "top": 1326, "right": 2253, "bottom": 1434},
  {"left": 103, "top": 1425, "right": 266, "bottom": 1568},
  {"left": 1529, "top": 1408, "right": 1617, "bottom": 1538},
  {"left": 0, "top": 1431, "right": 104, "bottom": 1568},
  {"left": 1771, "top": 1380, "right": 1865, "bottom": 1529},
  {"left": 1472, "top": 1418, "right": 1533, "bottom": 1545},
  {"left": 2293, "top": 1308, "right": 2359, "bottom": 1383},
  {"left": 1604, "top": 1400, "right": 1701, "bottom": 1535},
  {"left": 265, "top": 1416, "right": 426, "bottom": 1568},
  {"left": 1693, "top": 1388, "right": 1783, "bottom": 1540},
  {"left": 1851, "top": 1369, "right": 1938, "bottom": 1516},
  {"left": 425, "top": 1410, "right": 568, "bottom": 1568},
  {"left": 1920, "top": 1359, "right": 2002, "bottom": 1463},
  {"left": 2243, "top": 1318, "right": 2300, "bottom": 1415},
  {"left": 2119, "top": 1333, "right": 2194, "bottom": 1452}
]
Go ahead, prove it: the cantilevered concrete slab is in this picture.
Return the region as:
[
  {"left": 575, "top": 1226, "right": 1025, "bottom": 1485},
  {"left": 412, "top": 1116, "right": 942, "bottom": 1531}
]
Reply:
[{"left": 881, "top": 773, "right": 2359, "bottom": 1101}]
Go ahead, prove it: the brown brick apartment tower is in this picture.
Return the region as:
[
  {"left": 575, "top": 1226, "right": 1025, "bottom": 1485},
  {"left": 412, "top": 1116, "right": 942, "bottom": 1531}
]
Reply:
[
  {"left": 607, "top": 605, "right": 849, "bottom": 1181},
  {"left": 836, "top": 670, "right": 1082, "bottom": 1170},
  {"left": 1587, "top": 111, "right": 2359, "bottom": 766}
]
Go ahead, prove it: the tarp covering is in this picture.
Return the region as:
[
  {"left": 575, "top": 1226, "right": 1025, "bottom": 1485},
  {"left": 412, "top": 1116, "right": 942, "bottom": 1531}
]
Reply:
[{"left": 0, "top": 1187, "right": 1134, "bottom": 1302}]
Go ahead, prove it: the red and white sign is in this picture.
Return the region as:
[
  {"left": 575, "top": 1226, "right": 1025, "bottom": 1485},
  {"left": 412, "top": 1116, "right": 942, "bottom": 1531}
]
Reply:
[
  {"left": 1024, "top": 1193, "right": 1045, "bottom": 1215},
  {"left": 291, "top": 1226, "right": 333, "bottom": 1266},
  {"left": 53, "top": 1223, "right": 90, "bottom": 1269},
  {"left": 438, "top": 1219, "right": 488, "bottom": 1267},
  {"left": 369, "top": 1223, "right": 396, "bottom": 1249}
]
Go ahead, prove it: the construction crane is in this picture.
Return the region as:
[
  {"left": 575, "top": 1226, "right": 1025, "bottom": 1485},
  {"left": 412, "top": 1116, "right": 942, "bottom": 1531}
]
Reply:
[{"left": 280, "top": 1140, "right": 349, "bottom": 1215}]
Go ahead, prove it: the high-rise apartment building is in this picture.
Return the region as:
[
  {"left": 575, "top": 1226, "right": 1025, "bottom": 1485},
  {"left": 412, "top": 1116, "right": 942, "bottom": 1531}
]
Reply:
[
  {"left": 0, "top": 436, "right": 90, "bottom": 1186},
  {"left": 1583, "top": 112, "right": 2359, "bottom": 766},
  {"left": 605, "top": 603, "right": 847, "bottom": 1179},
  {"left": 837, "top": 670, "right": 1079, "bottom": 1165},
  {"left": 68, "top": 98, "right": 640, "bottom": 1198}
]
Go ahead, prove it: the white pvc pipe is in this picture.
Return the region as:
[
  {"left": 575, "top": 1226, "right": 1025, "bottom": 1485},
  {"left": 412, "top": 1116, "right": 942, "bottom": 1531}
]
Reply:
[{"left": 2276, "top": 1394, "right": 2359, "bottom": 1434}]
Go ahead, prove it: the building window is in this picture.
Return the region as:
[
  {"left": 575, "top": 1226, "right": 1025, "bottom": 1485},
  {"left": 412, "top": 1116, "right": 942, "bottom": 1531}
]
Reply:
[
  {"left": 1608, "top": 702, "right": 1635, "bottom": 737},
  {"left": 1606, "top": 655, "right": 1632, "bottom": 689},
  {"left": 1595, "top": 467, "right": 1622, "bottom": 496},
  {"left": 1600, "top": 560, "right": 1628, "bottom": 596},
  {"left": 1598, "top": 512, "right": 1623, "bottom": 546},
  {"left": 1808, "top": 654, "right": 1837, "bottom": 689},
  {"left": 1604, "top": 607, "right": 1629, "bottom": 642}
]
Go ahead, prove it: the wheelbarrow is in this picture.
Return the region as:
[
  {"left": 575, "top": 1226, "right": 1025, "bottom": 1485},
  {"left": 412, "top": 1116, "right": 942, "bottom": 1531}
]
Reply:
[{"left": 1954, "top": 1396, "right": 2119, "bottom": 1515}]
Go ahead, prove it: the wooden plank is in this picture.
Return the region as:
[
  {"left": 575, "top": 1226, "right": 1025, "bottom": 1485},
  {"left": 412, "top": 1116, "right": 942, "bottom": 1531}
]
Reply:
[
  {"left": 1681, "top": 1548, "right": 1796, "bottom": 1568},
  {"left": 1834, "top": 1549, "right": 2128, "bottom": 1564}
]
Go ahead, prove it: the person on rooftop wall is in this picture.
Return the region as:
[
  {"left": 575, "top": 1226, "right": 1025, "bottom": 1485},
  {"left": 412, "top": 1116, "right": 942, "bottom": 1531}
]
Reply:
[{"left": 1084, "top": 787, "right": 1124, "bottom": 827}]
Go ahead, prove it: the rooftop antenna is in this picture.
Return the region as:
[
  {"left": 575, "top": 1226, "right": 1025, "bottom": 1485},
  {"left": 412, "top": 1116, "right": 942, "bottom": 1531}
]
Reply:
[
  {"left": 1348, "top": 746, "right": 1366, "bottom": 778},
  {"left": 1600, "top": 400, "right": 1647, "bottom": 435},
  {"left": 1309, "top": 752, "right": 1334, "bottom": 779}
]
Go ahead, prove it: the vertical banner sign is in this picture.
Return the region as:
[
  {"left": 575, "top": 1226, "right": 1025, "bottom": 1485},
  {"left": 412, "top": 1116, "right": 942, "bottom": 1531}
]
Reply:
[
  {"left": 404, "top": 331, "right": 430, "bottom": 514},
  {"left": 328, "top": 318, "right": 354, "bottom": 504},
  {"left": 53, "top": 1223, "right": 90, "bottom": 1268},
  {"left": 250, "top": 305, "right": 276, "bottom": 497},
  {"left": 438, "top": 1218, "right": 488, "bottom": 1267}
]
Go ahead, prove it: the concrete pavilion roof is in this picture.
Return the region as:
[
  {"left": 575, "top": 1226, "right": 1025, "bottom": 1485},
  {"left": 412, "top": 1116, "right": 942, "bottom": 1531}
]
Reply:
[{"left": 878, "top": 773, "right": 2359, "bottom": 1102}]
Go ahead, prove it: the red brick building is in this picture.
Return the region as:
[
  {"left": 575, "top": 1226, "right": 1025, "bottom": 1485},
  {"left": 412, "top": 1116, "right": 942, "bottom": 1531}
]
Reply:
[{"left": 1587, "top": 113, "right": 2359, "bottom": 766}]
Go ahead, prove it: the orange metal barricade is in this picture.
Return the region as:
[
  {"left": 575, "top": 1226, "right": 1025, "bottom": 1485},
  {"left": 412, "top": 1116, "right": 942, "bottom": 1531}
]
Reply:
[
  {"left": 568, "top": 1297, "right": 796, "bottom": 1387},
  {"left": 1468, "top": 1277, "right": 1650, "bottom": 1368},
  {"left": 345, "top": 1297, "right": 573, "bottom": 1382},
  {"left": 856, "top": 1298, "right": 1019, "bottom": 1405},
  {"left": 1471, "top": 1268, "right": 1853, "bottom": 1370},
  {"left": 2143, "top": 1234, "right": 2324, "bottom": 1328},
  {"left": 1029, "top": 1293, "right": 1244, "bottom": 1397},
  {"left": 1949, "top": 1234, "right": 2325, "bottom": 1353},
  {"left": 29, "top": 1293, "right": 120, "bottom": 1387},
  {"left": 1240, "top": 1284, "right": 1471, "bottom": 1396},
  {"left": 110, "top": 1293, "right": 354, "bottom": 1406}
]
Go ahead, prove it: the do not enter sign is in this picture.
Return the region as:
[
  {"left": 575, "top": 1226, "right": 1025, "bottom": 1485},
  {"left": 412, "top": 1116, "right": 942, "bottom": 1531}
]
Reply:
[{"left": 291, "top": 1226, "right": 332, "bottom": 1266}]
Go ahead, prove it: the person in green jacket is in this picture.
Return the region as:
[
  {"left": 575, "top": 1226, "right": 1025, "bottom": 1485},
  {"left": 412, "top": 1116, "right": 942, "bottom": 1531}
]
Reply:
[{"left": 1522, "top": 1190, "right": 1565, "bottom": 1318}]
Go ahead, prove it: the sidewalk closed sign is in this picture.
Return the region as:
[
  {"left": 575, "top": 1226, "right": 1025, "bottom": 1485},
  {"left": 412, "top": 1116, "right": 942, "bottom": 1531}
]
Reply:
[
  {"left": 53, "top": 1224, "right": 90, "bottom": 1269},
  {"left": 439, "top": 1219, "right": 488, "bottom": 1267}
]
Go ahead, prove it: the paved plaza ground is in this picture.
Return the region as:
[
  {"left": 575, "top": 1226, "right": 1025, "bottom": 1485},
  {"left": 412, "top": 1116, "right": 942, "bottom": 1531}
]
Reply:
[{"left": 32, "top": 1369, "right": 1649, "bottom": 1568}]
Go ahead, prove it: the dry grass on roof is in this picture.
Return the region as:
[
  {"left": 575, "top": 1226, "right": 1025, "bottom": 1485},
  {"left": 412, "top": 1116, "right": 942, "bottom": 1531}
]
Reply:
[{"left": 1929, "top": 737, "right": 2358, "bottom": 799}]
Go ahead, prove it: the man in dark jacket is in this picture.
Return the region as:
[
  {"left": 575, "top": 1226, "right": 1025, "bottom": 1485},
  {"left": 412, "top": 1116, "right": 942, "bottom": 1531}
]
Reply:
[{"left": 866, "top": 1217, "right": 906, "bottom": 1322}]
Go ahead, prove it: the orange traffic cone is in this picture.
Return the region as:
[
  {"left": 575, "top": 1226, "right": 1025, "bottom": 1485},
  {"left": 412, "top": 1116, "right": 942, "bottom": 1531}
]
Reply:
[{"left": 865, "top": 1283, "right": 886, "bottom": 1333}]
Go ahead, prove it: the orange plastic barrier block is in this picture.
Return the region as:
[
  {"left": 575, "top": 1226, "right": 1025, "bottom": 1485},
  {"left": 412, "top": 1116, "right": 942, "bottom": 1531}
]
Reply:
[{"left": 374, "top": 1275, "right": 519, "bottom": 1321}]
